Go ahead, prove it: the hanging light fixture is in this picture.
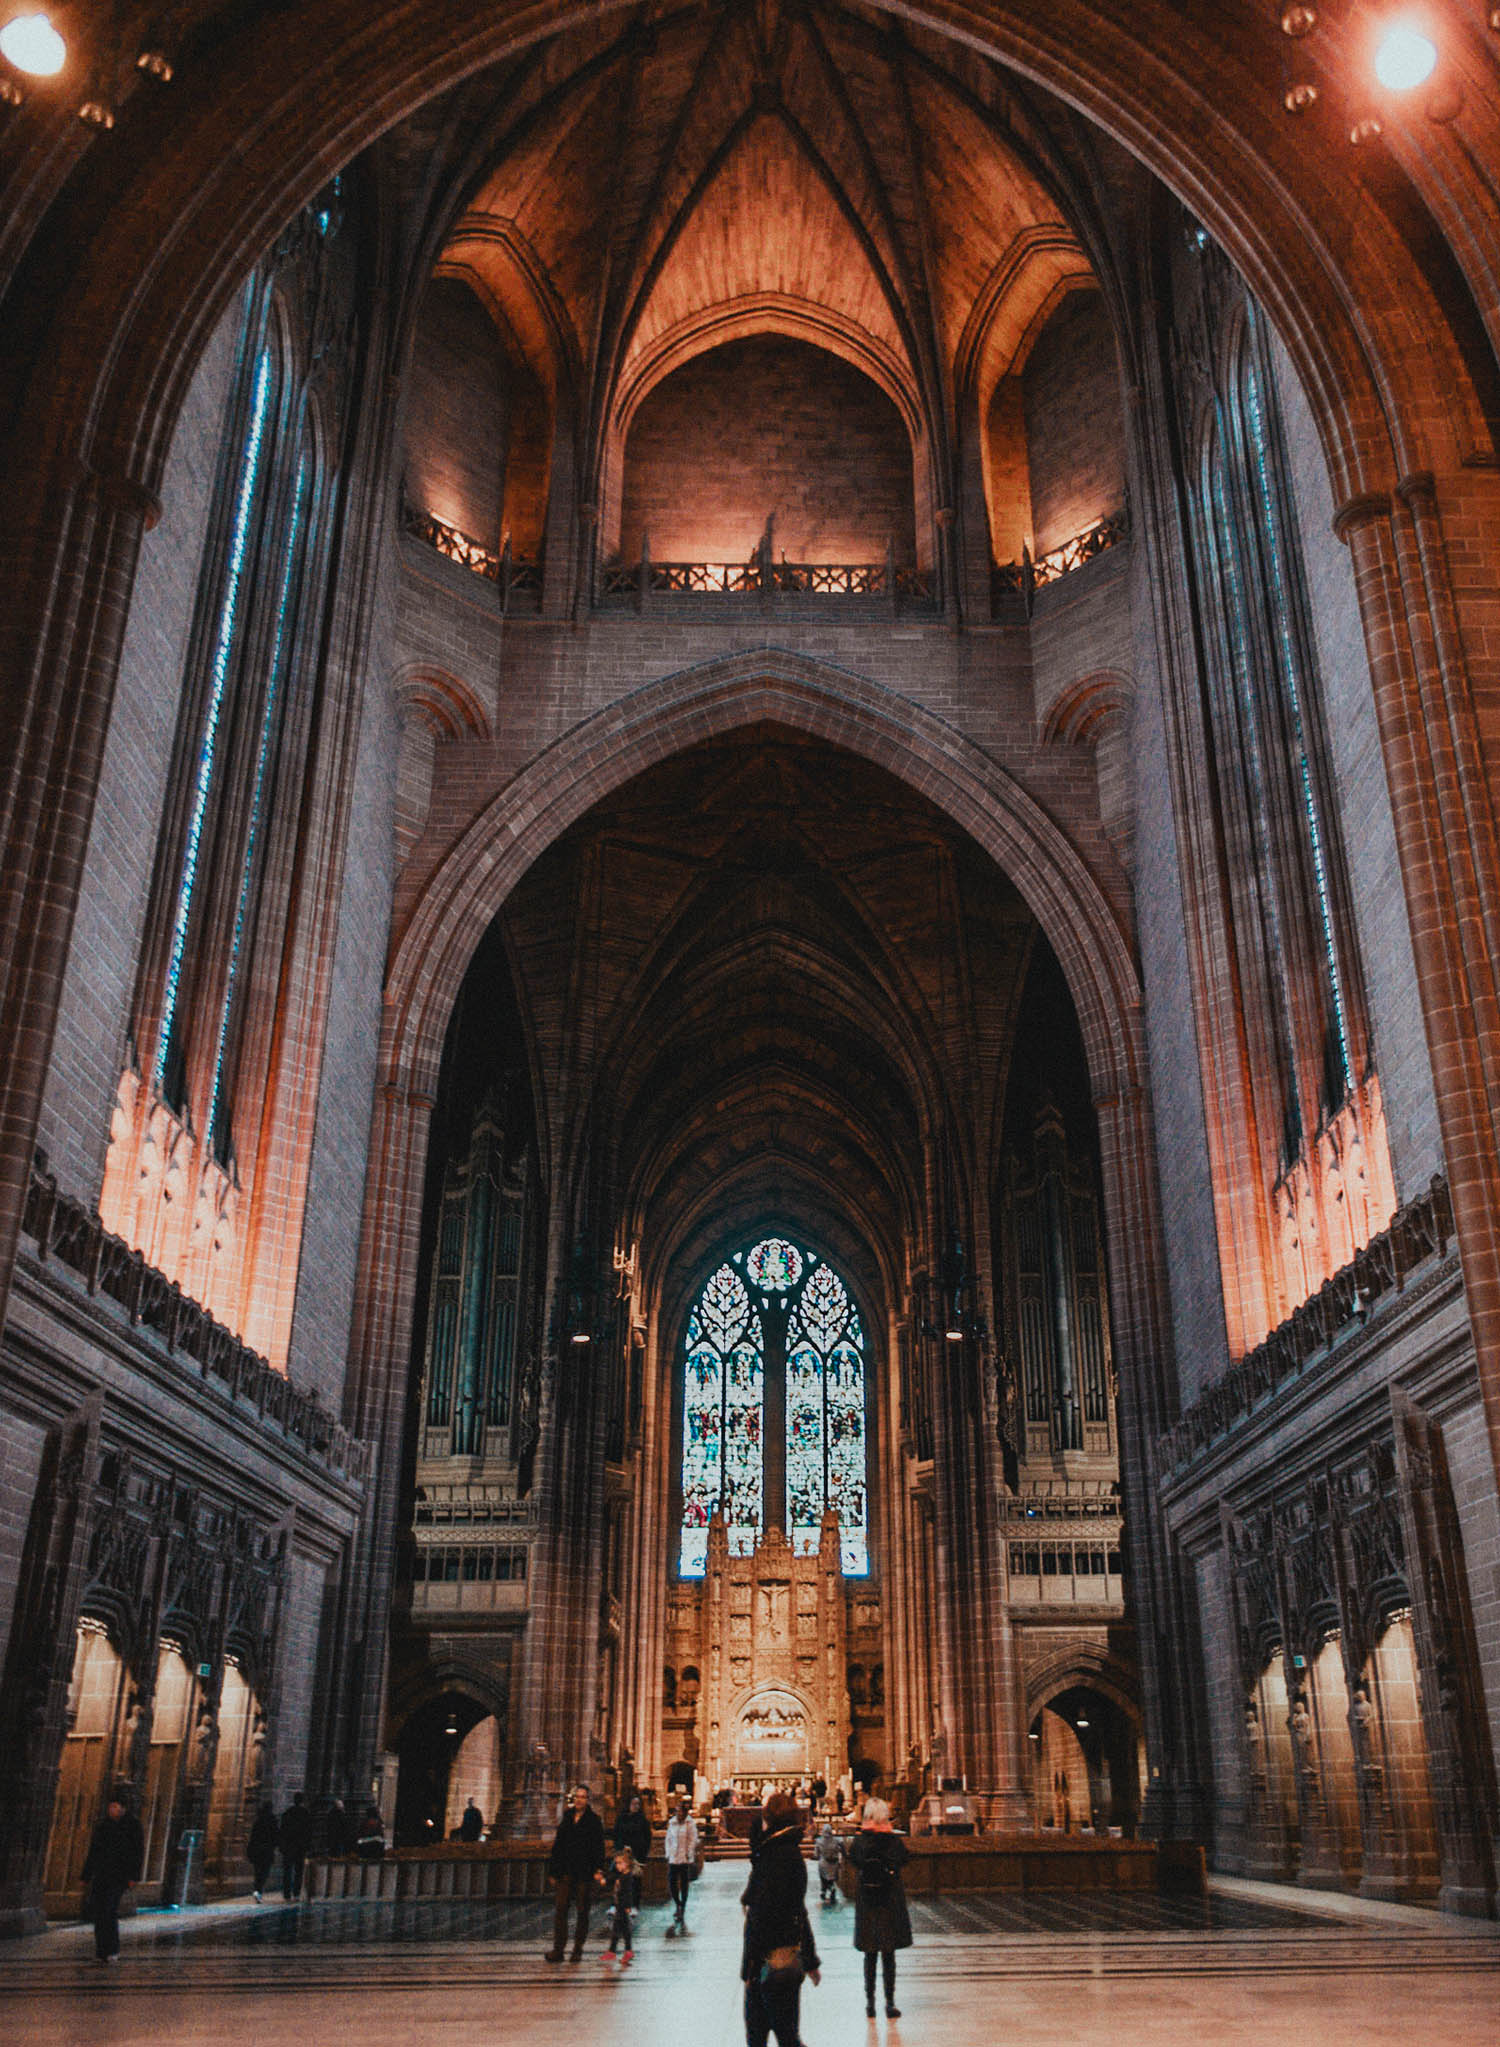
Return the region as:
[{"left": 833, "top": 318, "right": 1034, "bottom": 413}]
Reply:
[
  {"left": 1373, "top": 18, "right": 1438, "bottom": 90},
  {"left": 0, "top": 10, "right": 67, "bottom": 75}
]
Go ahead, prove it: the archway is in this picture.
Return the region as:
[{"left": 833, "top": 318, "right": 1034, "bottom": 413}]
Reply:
[{"left": 393, "top": 1690, "right": 499, "bottom": 1847}]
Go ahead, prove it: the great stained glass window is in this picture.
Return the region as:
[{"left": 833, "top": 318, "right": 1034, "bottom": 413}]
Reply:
[{"left": 679, "top": 1235, "right": 868, "bottom": 1578}]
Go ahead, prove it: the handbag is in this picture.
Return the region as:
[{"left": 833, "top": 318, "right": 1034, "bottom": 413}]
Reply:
[
  {"left": 689, "top": 1846, "right": 705, "bottom": 1881},
  {"left": 760, "top": 1942, "right": 804, "bottom": 1987}
]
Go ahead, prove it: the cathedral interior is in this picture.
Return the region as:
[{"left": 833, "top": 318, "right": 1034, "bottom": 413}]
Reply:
[{"left": 3, "top": 0, "right": 1500, "bottom": 1980}]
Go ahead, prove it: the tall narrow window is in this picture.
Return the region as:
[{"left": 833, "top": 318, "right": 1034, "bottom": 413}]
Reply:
[
  {"left": 1173, "top": 248, "right": 1394, "bottom": 1343},
  {"left": 98, "top": 188, "right": 359, "bottom": 1366},
  {"left": 679, "top": 1236, "right": 868, "bottom": 1578},
  {"left": 156, "top": 344, "right": 276, "bottom": 1105}
]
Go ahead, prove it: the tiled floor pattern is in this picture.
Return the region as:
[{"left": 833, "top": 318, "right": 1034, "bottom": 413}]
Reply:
[{"left": 3, "top": 1866, "right": 1496, "bottom": 2045}]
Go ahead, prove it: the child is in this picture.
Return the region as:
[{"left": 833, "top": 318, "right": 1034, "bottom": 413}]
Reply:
[
  {"left": 604, "top": 1845, "right": 642, "bottom": 1963},
  {"left": 817, "top": 1819, "right": 843, "bottom": 1905}
]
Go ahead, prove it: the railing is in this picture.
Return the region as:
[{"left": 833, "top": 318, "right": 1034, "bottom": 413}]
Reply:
[
  {"left": 400, "top": 498, "right": 541, "bottom": 607},
  {"left": 993, "top": 509, "right": 1129, "bottom": 612},
  {"left": 1158, "top": 1175, "right": 1454, "bottom": 1473},
  {"left": 22, "top": 1161, "right": 371, "bottom": 1485},
  {"left": 597, "top": 543, "right": 937, "bottom": 611}
]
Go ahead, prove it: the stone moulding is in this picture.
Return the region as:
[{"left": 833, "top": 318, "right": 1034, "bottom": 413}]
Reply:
[
  {"left": 1159, "top": 1175, "right": 1454, "bottom": 1473},
  {"left": 22, "top": 1159, "right": 369, "bottom": 1484}
]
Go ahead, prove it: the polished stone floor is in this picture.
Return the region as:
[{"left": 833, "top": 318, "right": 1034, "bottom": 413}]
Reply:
[{"left": 3, "top": 1864, "right": 1497, "bottom": 2045}]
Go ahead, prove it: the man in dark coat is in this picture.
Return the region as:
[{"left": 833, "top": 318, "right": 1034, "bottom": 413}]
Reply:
[
  {"left": 278, "top": 1791, "right": 313, "bottom": 1900},
  {"left": 740, "top": 1790, "right": 820, "bottom": 2047},
  {"left": 458, "top": 1798, "right": 483, "bottom": 1842},
  {"left": 81, "top": 1793, "right": 145, "bottom": 1961},
  {"left": 848, "top": 1798, "right": 912, "bottom": 2017},
  {"left": 546, "top": 1782, "right": 607, "bottom": 1962},
  {"left": 247, "top": 1801, "right": 279, "bottom": 1899}
]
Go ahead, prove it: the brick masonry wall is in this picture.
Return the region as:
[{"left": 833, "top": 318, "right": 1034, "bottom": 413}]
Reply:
[
  {"left": 284, "top": 531, "right": 401, "bottom": 1407},
  {"left": 403, "top": 276, "right": 507, "bottom": 553},
  {"left": 1127, "top": 544, "right": 1234, "bottom": 1402},
  {"left": 1441, "top": 1393, "right": 1500, "bottom": 1764},
  {"left": 1269, "top": 332, "right": 1441, "bottom": 1199},
  {"left": 1029, "top": 547, "right": 1133, "bottom": 731},
  {"left": 273, "top": 1547, "right": 333, "bottom": 1803},
  {"left": 0, "top": 1407, "right": 46, "bottom": 1677},
  {"left": 35, "top": 301, "right": 240, "bottom": 1203},
  {"left": 617, "top": 335, "right": 917, "bottom": 565},
  {"left": 1023, "top": 291, "right": 1126, "bottom": 558}
]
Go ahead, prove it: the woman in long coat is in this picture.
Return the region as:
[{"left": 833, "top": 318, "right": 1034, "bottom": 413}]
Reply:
[
  {"left": 740, "top": 1790, "right": 821, "bottom": 2047},
  {"left": 847, "top": 1798, "right": 912, "bottom": 2018}
]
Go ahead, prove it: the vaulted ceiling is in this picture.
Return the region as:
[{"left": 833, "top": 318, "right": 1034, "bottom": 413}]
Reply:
[
  {"left": 406, "top": 0, "right": 1108, "bottom": 503},
  {"left": 476, "top": 729, "right": 1059, "bottom": 1322}
]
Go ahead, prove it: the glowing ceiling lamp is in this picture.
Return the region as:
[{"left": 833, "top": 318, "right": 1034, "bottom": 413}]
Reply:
[
  {"left": 1374, "top": 20, "right": 1438, "bottom": 91},
  {"left": 0, "top": 10, "right": 67, "bottom": 76}
]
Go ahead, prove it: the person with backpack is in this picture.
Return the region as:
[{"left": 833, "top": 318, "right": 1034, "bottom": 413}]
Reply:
[{"left": 847, "top": 1798, "right": 911, "bottom": 2018}]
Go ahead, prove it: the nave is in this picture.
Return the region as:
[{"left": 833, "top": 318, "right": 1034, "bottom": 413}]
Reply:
[{"left": 4, "top": 1863, "right": 1497, "bottom": 2047}]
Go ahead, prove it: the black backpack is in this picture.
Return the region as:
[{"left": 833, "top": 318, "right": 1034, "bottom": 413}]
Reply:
[{"left": 860, "top": 1850, "right": 893, "bottom": 1900}]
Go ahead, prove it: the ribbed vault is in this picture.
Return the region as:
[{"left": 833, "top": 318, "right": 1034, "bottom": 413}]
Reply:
[{"left": 486, "top": 724, "right": 1037, "bottom": 1333}]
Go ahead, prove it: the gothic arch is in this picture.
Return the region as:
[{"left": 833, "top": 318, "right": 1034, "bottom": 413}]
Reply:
[
  {"left": 1025, "top": 1646, "right": 1141, "bottom": 1727},
  {"left": 384, "top": 649, "right": 1143, "bottom": 1110}
]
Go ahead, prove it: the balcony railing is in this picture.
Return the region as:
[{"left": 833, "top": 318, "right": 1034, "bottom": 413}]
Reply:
[
  {"left": 400, "top": 498, "right": 541, "bottom": 608},
  {"left": 597, "top": 538, "right": 938, "bottom": 612},
  {"left": 993, "top": 509, "right": 1129, "bottom": 612},
  {"left": 1158, "top": 1175, "right": 1454, "bottom": 1473},
  {"left": 23, "top": 1160, "right": 370, "bottom": 1485}
]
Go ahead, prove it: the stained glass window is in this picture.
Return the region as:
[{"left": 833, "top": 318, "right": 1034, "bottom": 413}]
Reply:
[
  {"left": 208, "top": 442, "right": 314, "bottom": 1155},
  {"left": 786, "top": 1260, "right": 868, "bottom": 1572},
  {"left": 680, "top": 1262, "right": 763, "bottom": 1575},
  {"left": 678, "top": 1235, "right": 868, "bottom": 1577},
  {"left": 157, "top": 345, "right": 275, "bottom": 1095}
]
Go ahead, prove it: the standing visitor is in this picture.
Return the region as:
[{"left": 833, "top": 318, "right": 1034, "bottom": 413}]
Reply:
[
  {"left": 740, "top": 1789, "right": 820, "bottom": 2047},
  {"left": 604, "top": 1845, "right": 642, "bottom": 1964},
  {"left": 247, "top": 1800, "right": 278, "bottom": 1901},
  {"left": 665, "top": 1796, "right": 699, "bottom": 1934},
  {"left": 848, "top": 1798, "right": 911, "bottom": 2018},
  {"left": 817, "top": 1819, "right": 843, "bottom": 1905},
  {"left": 278, "top": 1791, "right": 313, "bottom": 1901},
  {"left": 546, "top": 1782, "right": 607, "bottom": 1962},
  {"left": 613, "top": 1789, "right": 652, "bottom": 1864},
  {"left": 81, "top": 1792, "right": 145, "bottom": 1963},
  {"left": 458, "top": 1798, "right": 483, "bottom": 1842}
]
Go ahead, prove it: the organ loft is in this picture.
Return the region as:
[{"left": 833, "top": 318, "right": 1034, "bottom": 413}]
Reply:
[{"left": 1, "top": 0, "right": 1498, "bottom": 1941}]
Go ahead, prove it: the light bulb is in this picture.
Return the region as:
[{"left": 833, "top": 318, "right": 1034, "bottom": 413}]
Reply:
[
  {"left": 1374, "top": 22, "right": 1438, "bottom": 91},
  {"left": 0, "top": 11, "right": 67, "bottom": 76}
]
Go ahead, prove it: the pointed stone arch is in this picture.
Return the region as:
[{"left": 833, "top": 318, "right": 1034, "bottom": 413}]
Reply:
[{"left": 384, "top": 647, "right": 1143, "bottom": 1109}]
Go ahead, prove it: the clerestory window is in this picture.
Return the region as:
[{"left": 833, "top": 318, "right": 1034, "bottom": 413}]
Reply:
[{"left": 152, "top": 283, "right": 330, "bottom": 1169}]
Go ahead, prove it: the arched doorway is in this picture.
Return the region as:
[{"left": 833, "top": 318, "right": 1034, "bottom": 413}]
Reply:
[
  {"left": 1030, "top": 1681, "right": 1143, "bottom": 1836},
  {"left": 43, "top": 1623, "right": 127, "bottom": 1908},
  {"left": 393, "top": 1690, "right": 502, "bottom": 1846}
]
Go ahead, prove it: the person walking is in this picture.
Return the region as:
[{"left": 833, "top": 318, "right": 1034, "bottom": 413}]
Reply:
[
  {"left": 279, "top": 1792, "right": 313, "bottom": 1900},
  {"left": 612, "top": 1790, "right": 652, "bottom": 1865},
  {"left": 546, "top": 1782, "right": 607, "bottom": 1962},
  {"left": 664, "top": 1796, "right": 699, "bottom": 1934},
  {"left": 816, "top": 1818, "right": 843, "bottom": 1905},
  {"left": 81, "top": 1792, "right": 145, "bottom": 1962},
  {"left": 848, "top": 1798, "right": 911, "bottom": 2018},
  {"left": 740, "top": 1789, "right": 820, "bottom": 2047},
  {"left": 247, "top": 1800, "right": 278, "bottom": 1900}
]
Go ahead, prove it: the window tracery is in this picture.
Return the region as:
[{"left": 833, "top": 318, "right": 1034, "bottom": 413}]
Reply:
[{"left": 679, "top": 1236, "right": 868, "bottom": 1578}]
